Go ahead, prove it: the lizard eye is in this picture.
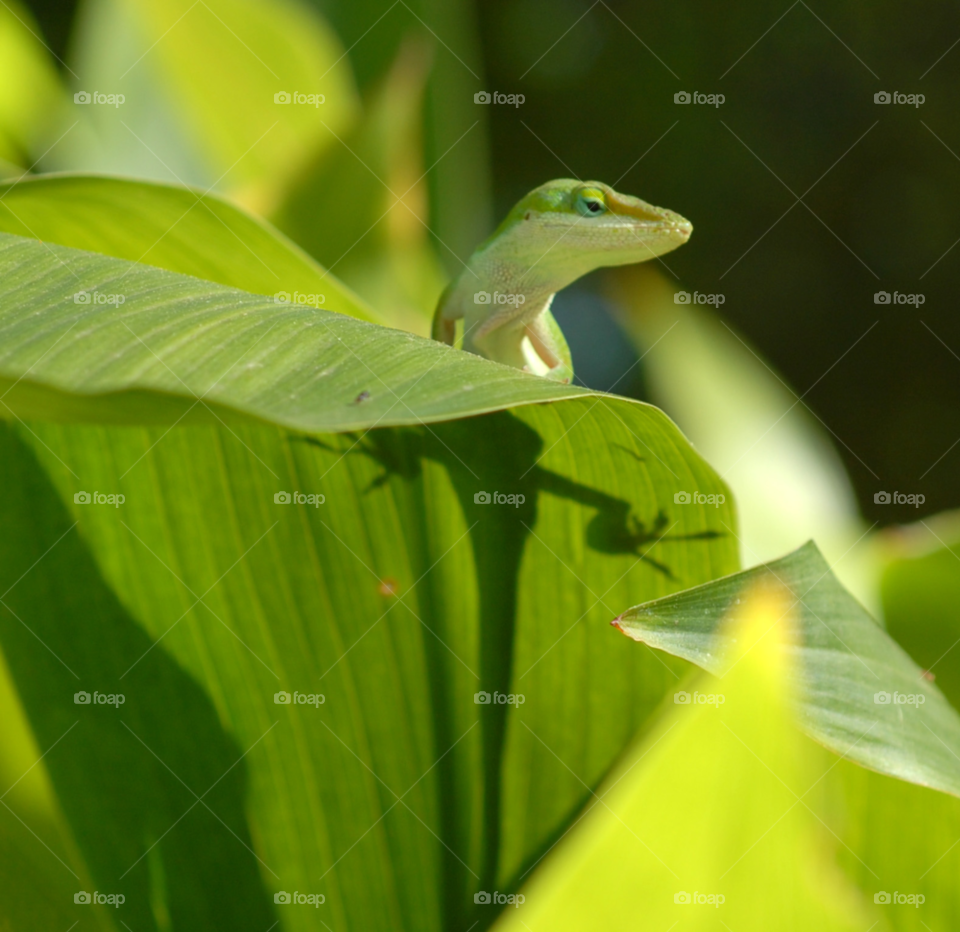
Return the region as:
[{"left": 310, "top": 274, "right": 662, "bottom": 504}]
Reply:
[{"left": 574, "top": 187, "right": 607, "bottom": 217}]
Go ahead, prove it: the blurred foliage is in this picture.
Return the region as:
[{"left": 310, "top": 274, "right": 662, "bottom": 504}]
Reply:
[
  {"left": 496, "top": 586, "right": 870, "bottom": 932},
  {"left": 0, "top": 0, "right": 65, "bottom": 168},
  {"left": 271, "top": 35, "right": 447, "bottom": 333},
  {"left": 880, "top": 512, "right": 960, "bottom": 709},
  {"left": 309, "top": 0, "right": 493, "bottom": 269}
]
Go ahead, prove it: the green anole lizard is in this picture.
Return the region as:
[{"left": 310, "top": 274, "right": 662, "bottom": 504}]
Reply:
[{"left": 431, "top": 179, "right": 691, "bottom": 383}]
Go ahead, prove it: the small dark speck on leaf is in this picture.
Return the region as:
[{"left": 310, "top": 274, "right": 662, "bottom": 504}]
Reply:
[
  {"left": 379, "top": 578, "right": 399, "bottom": 597},
  {"left": 353, "top": 391, "right": 371, "bottom": 404}
]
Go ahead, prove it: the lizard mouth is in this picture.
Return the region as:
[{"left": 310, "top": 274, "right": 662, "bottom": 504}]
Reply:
[{"left": 606, "top": 191, "right": 692, "bottom": 239}]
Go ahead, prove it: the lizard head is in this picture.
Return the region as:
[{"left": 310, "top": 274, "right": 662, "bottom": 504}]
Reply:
[{"left": 483, "top": 178, "right": 692, "bottom": 283}]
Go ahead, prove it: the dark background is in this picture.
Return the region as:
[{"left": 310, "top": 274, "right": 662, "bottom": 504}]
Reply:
[{"left": 26, "top": 0, "right": 960, "bottom": 524}]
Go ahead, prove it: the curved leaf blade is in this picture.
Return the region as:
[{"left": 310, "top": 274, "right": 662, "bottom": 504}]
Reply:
[
  {"left": 0, "top": 228, "right": 596, "bottom": 430},
  {"left": 614, "top": 541, "right": 960, "bottom": 797}
]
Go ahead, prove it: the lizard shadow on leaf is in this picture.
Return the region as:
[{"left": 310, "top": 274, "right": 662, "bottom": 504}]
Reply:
[
  {"left": 301, "top": 433, "right": 723, "bottom": 580},
  {"left": 291, "top": 412, "right": 722, "bottom": 925},
  {"left": 293, "top": 409, "right": 725, "bottom": 932}
]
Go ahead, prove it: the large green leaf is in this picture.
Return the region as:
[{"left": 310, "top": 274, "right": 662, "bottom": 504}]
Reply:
[
  {"left": 614, "top": 541, "right": 960, "bottom": 797},
  {"left": 0, "top": 227, "right": 660, "bottom": 430},
  {"left": 0, "top": 187, "right": 738, "bottom": 929}
]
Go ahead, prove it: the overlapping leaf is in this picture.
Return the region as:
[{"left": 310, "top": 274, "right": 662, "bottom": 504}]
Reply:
[{"left": 614, "top": 542, "right": 960, "bottom": 797}]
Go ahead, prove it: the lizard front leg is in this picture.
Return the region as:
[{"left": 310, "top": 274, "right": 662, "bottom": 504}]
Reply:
[{"left": 523, "top": 310, "right": 574, "bottom": 383}]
